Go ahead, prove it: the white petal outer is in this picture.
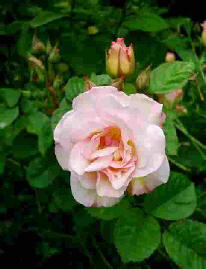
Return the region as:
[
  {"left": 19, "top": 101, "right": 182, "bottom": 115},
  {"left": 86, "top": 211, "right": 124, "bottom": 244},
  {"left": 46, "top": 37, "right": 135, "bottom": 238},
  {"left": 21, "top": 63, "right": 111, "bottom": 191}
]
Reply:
[
  {"left": 144, "top": 156, "right": 170, "bottom": 190},
  {"left": 133, "top": 124, "right": 166, "bottom": 178},
  {"left": 96, "top": 196, "right": 120, "bottom": 207},
  {"left": 129, "top": 93, "right": 165, "bottom": 126},
  {"left": 70, "top": 173, "right": 97, "bottom": 207},
  {"left": 96, "top": 173, "right": 125, "bottom": 198},
  {"left": 130, "top": 157, "right": 170, "bottom": 195},
  {"left": 55, "top": 143, "right": 71, "bottom": 170},
  {"left": 78, "top": 172, "right": 97, "bottom": 190},
  {"left": 54, "top": 108, "right": 106, "bottom": 148},
  {"left": 70, "top": 172, "right": 120, "bottom": 207},
  {"left": 69, "top": 141, "right": 90, "bottom": 175},
  {"left": 73, "top": 86, "right": 130, "bottom": 111}
]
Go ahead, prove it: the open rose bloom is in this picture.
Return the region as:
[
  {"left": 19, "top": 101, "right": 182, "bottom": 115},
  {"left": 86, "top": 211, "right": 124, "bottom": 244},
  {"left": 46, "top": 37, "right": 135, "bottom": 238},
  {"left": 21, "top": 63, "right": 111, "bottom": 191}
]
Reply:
[{"left": 54, "top": 86, "right": 170, "bottom": 207}]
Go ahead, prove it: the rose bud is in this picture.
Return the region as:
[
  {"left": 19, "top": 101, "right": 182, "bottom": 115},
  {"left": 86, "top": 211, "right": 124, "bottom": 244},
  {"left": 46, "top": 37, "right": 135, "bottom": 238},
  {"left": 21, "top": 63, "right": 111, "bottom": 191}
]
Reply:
[
  {"left": 136, "top": 65, "right": 151, "bottom": 91},
  {"left": 158, "top": 89, "right": 183, "bottom": 108},
  {"left": 32, "top": 33, "right": 45, "bottom": 54},
  {"left": 54, "top": 86, "right": 169, "bottom": 207},
  {"left": 49, "top": 45, "right": 61, "bottom": 63},
  {"left": 165, "top": 52, "right": 176, "bottom": 62},
  {"left": 28, "top": 55, "right": 44, "bottom": 69},
  {"left": 201, "top": 21, "right": 206, "bottom": 46},
  {"left": 106, "top": 38, "right": 135, "bottom": 78}
]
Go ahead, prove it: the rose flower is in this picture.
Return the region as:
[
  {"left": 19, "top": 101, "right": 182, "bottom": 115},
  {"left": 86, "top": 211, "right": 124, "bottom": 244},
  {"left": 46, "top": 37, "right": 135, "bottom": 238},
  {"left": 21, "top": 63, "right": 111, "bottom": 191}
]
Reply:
[{"left": 54, "top": 86, "right": 170, "bottom": 207}]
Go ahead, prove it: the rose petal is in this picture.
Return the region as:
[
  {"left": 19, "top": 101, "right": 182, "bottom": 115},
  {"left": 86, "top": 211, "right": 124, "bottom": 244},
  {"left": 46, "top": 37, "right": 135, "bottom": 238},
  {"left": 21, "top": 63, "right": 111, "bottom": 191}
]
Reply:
[
  {"left": 70, "top": 172, "right": 120, "bottom": 207},
  {"left": 96, "top": 172, "right": 125, "bottom": 198},
  {"left": 130, "top": 157, "right": 170, "bottom": 195},
  {"left": 55, "top": 143, "right": 70, "bottom": 170},
  {"left": 78, "top": 172, "right": 97, "bottom": 189},
  {"left": 134, "top": 124, "right": 165, "bottom": 177},
  {"left": 90, "top": 147, "right": 117, "bottom": 159},
  {"left": 69, "top": 141, "right": 90, "bottom": 175},
  {"left": 129, "top": 94, "right": 164, "bottom": 126},
  {"left": 85, "top": 155, "right": 113, "bottom": 172},
  {"left": 70, "top": 172, "right": 97, "bottom": 207}
]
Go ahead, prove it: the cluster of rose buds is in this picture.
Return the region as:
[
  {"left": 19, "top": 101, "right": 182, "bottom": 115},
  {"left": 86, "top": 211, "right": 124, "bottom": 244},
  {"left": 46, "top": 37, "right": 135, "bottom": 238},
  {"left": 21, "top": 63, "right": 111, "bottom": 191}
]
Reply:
[
  {"left": 106, "top": 38, "right": 135, "bottom": 78},
  {"left": 28, "top": 33, "right": 68, "bottom": 87}
]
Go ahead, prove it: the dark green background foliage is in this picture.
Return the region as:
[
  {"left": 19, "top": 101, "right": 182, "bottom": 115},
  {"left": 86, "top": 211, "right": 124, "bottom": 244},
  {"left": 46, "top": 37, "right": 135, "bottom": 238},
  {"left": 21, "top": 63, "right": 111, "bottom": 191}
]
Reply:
[{"left": 0, "top": 0, "right": 206, "bottom": 268}]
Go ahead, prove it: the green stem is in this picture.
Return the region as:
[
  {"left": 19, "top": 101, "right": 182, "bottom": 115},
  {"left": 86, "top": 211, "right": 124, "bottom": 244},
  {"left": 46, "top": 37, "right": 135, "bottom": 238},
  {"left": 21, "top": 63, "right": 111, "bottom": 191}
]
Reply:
[
  {"left": 34, "top": 189, "right": 42, "bottom": 214},
  {"left": 168, "top": 157, "right": 191, "bottom": 172},
  {"left": 92, "top": 237, "right": 113, "bottom": 269},
  {"left": 175, "top": 119, "right": 206, "bottom": 150}
]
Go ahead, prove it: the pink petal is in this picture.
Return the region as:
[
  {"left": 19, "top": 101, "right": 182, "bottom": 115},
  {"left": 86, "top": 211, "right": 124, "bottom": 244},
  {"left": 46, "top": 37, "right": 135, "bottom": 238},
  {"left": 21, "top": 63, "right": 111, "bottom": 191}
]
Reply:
[
  {"left": 133, "top": 124, "right": 165, "bottom": 177},
  {"left": 90, "top": 147, "right": 117, "bottom": 159},
  {"left": 130, "top": 157, "right": 170, "bottom": 195},
  {"left": 108, "top": 166, "right": 135, "bottom": 190},
  {"left": 55, "top": 143, "right": 70, "bottom": 170},
  {"left": 96, "top": 172, "right": 125, "bottom": 198},
  {"left": 78, "top": 172, "right": 97, "bottom": 190},
  {"left": 70, "top": 172, "right": 120, "bottom": 207},
  {"left": 85, "top": 155, "right": 113, "bottom": 172},
  {"left": 129, "top": 94, "right": 164, "bottom": 126},
  {"left": 69, "top": 141, "right": 90, "bottom": 175},
  {"left": 70, "top": 172, "right": 97, "bottom": 207}
]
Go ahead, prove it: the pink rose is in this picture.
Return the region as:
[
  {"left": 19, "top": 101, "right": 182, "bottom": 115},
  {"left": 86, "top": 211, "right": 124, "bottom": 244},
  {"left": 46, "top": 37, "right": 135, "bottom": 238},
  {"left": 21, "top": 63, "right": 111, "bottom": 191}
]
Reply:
[{"left": 54, "top": 86, "right": 170, "bottom": 207}]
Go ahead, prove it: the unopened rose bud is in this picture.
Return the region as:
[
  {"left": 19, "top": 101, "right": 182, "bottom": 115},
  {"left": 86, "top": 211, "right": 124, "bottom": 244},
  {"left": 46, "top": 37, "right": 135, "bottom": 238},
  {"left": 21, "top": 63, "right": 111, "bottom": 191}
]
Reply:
[
  {"left": 158, "top": 89, "right": 183, "bottom": 108},
  {"left": 201, "top": 21, "right": 206, "bottom": 46},
  {"left": 49, "top": 45, "right": 61, "bottom": 63},
  {"left": 136, "top": 65, "right": 151, "bottom": 91},
  {"left": 88, "top": 26, "right": 99, "bottom": 35},
  {"left": 28, "top": 55, "right": 44, "bottom": 69},
  {"left": 165, "top": 52, "right": 176, "bottom": 62},
  {"left": 106, "top": 38, "right": 135, "bottom": 78},
  {"left": 32, "top": 33, "right": 45, "bottom": 53}
]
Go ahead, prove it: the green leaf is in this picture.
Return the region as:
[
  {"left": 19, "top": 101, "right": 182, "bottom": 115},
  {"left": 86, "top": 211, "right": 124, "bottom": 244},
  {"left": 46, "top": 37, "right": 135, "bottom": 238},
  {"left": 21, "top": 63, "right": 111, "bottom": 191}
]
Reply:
[
  {"left": 163, "top": 220, "right": 206, "bottom": 269},
  {"left": 27, "top": 112, "right": 52, "bottom": 155},
  {"left": 52, "top": 187, "right": 76, "bottom": 212},
  {"left": 164, "top": 118, "right": 179, "bottom": 155},
  {"left": 149, "top": 61, "right": 195, "bottom": 93},
  {"left": 12, "top": 134, "right": 38, "bottom": 160},
  {"left": 87, "top": 198, "right": 130, "bottom": 220},
  {"left": 124, "top": 83, "right": 136, "bottom": 94},
  {"left": 0, "top": 106, "right": 19, "bottom": 129},
  {"left": 144, "top": 172, "right": 197, "bottom": 220},
  {"left": 124, "top": 13, "right": 168, "bottom": 32},
  {"left": 30, "top": 11, "right": 67, "bottom": 28},
  {"left": 90, "top": 73, "right": 111, "bottom": 85},
  {"left": 114, "top": 208, "right": 161, "bottom": 262},
  {"left": 26, "top": 158, "right": 58, "bottom": 188},
  {"left": 0, "top": 88, "right": 21, "bottom": 107},
  {"left": 65, "top": 77, "right": 85, "bottom": 102}
]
